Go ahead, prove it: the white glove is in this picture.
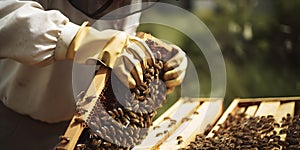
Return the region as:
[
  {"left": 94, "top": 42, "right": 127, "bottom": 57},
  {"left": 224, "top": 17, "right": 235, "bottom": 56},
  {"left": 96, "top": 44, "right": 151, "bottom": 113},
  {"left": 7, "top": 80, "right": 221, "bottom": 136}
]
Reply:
[
  {"left": 67, "top": 22, "right": 155, "bottom": 89},
  {"left": 163, "top": 44, "right": 187, "bottom": 93},
  {"left": 136, "top": 32, "right": 188, "bottom": 94}
]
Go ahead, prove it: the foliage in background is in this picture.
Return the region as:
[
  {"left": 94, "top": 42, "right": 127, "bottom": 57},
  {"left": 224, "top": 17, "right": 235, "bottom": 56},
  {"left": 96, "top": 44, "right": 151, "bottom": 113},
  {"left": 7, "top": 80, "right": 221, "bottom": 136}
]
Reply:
[
  {"left": 199, "top": 0, "right": 300, "bottom": 105},
  {"left": 138, "top": 0, "right": 300, "bottom": 116}
]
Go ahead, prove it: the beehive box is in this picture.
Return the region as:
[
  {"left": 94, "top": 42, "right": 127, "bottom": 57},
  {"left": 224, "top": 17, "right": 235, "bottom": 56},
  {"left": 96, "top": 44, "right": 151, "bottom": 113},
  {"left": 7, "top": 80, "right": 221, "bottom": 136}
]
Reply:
[
  {"left": 133, "top": 97, "right": 223, "bottom": 150},
  {"left": 57, "top": 96, "right": 223, "bottom": 150},
  {"left": 182, "top": 97, "right": 300, "bottom": 150},
  {"left": 56, "top": 60, "right": 223, "bottom": 150}
]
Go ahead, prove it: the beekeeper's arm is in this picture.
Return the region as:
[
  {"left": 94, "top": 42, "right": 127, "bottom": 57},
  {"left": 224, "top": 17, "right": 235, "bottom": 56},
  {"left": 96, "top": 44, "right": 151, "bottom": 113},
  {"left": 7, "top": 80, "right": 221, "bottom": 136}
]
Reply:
[
  {"left": 0, "top": 0, "right": 185, "bottom": 91},
  {"left": 0, "top": 0, "right": 80, "bottom": 66},
  {"left": 0, "top": 0, "right": 154, "bottom": 88}
]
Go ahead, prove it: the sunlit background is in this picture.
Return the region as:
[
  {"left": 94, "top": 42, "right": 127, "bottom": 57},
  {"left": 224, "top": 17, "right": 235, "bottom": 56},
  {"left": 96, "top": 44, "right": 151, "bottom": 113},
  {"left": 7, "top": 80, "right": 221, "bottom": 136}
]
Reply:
[{"left": 137, "top": 0, "right": 300, "bottom": 117}]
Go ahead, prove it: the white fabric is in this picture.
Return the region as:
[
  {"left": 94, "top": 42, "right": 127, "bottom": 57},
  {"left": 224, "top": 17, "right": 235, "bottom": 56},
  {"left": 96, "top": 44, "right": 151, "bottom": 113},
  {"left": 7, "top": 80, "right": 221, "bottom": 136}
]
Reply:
[
  {"left": 55, "top": 22, "right": 80, "bottom": 60},
  {"left": 0, "top": 0, "right": 141, "bottom": 123}
]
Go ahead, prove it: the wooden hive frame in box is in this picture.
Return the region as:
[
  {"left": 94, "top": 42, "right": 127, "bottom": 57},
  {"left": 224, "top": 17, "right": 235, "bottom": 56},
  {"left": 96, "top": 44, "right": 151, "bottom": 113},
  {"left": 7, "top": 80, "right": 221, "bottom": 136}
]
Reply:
[{"left": 133, "top": 98, "right": 223, "bottom": 150}]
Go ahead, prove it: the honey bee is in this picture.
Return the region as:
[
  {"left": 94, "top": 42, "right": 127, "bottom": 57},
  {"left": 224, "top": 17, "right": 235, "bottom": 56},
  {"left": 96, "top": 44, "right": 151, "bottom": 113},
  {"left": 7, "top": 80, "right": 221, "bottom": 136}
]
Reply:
[
  {"left": 181, "top": 117, "right": 192, "bottom": 123},
  {"left": 75, "top": 91, "right": 85, "bottom": 103},
  {"left": 91, "top": 139, "right": 102, "bottom": 147},
  {"left": 117, "top": 108, "right": 124, "bottom": 116},
  {"left": 153, "top": 125, "right": 160, "bottom": 130},
  {"left": 58, "top": 135, "right": 70, "bottom": 145},
  {"left": 107, "top": 110, "right": 116, "bottom": 118},
  {"left": 55, "top": 146, "right": 66, "bottom": 150},
  {"left": 76, "top": 144, "right": 86, "bottom": 149},
  {"left": 74, "top": 117, "right": 85, "bottom": 124},
  {"left": 59, "top": 135, "right": 70, "bottom": 141},
  {"left": 155, "top": 132, "right": 163, "bottom": 137},
  {"left": 176, "top": 136, "right": 183, "bottom": 140},
  {"left": 163, "top": 130, "right": 168, "bottom": 134},
  {"left": 74, "top": 117, "right": 87, "bottom": 127},
  {"left": 102, "top": 142, "right": 111, "bottom": 147},
  {"left": 113, "top": 108, "right": 120, "bottom": 117},
  {"left": 163, "top": 116, "right": 171, "bottom": 120},
  {"left": 85, "top": 95, "right": 96, "bottom": 103},
  {"left": 177, "top": 139, "right": 183, "bottom": 145}
]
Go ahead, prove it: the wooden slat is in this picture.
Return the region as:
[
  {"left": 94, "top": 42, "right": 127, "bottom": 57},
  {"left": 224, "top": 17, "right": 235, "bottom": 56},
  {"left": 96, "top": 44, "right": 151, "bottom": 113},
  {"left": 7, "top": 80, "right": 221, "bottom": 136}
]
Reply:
[
  {"left": 244, "top": 105, "right": 258, "bottom": 116},
  {"left": 80, "top": 67, "right": 110, "bottom": 121},
  {"left": 61, "top": 66, "right": 110, "bottom": 150},
  {"left": 152, "top": 98, "right": 184, "bottom": 127},
  {"left": 132, "top": 98, "right": 186, "bottom": 149},
  {"left": 183, "top": 97, "right": 222, "bottom": 102},
  {"left": 275, "top": 102, "right": 295, "bottom": 122},
  {"left": 133, "top": 98, "right": 201, "bottom": 150},
  {"left": 207, "top": 99, "right": 240, "bottom": 138},
  {"left": 274, "top": 102, "right": 295, "bottom": 141},
  {"left": 237, "top": 97, "right": 300, "bottom": 103},
  {"left": 255, "top": 101, "right": 280, "bottom": 116},
  {"left": 159, "top": 99, "right": 223, "bottom": 150},
  {"left": 59, "top": 115, "right": 85, "bottom": 150},
  {"left": 152, "top": 98, "right": 215, "bottom": 127},
  {"left": 234, "top": 107, "right": 245, "bottom": 114}
]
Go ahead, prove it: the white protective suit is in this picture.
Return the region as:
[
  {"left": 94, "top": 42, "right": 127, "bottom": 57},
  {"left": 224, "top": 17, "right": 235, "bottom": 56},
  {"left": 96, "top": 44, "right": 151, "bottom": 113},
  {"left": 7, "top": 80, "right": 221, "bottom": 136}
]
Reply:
[
  {"left": 0, "top": 0, "right": 140, "bottom": 149},
  {"left": 0, "top": 0, "right": 140, "bottom": 123}
]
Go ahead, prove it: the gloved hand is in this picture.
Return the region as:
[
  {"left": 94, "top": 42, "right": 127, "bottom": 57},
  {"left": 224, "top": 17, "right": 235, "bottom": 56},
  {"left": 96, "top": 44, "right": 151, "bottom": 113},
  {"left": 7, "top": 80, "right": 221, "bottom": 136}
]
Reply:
[
  {"left": 67, "top": 22, "right": 155, "bottom": 89},
  {"left": 163, "top": 44, "right": 187, "bottom": 93},
  {"left": 136, "top": 32, "right": 188, "bottom": 94}
]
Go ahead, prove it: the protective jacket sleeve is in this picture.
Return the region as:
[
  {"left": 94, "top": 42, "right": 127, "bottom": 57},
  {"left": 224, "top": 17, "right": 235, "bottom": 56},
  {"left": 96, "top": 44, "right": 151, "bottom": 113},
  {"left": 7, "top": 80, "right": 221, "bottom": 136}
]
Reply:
[{"left": 0, "top": 0, "right": 80, "bottom": 67}]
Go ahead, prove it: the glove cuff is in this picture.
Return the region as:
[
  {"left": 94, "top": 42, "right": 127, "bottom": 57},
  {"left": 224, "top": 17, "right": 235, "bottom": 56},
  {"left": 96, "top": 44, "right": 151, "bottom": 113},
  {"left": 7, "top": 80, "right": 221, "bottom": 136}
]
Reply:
[
  {"left": 54, "top": 22, "right": 80, "bottom": 60},
  {"left": 66, "top": 21, "right": 90, "bottom": 60}
]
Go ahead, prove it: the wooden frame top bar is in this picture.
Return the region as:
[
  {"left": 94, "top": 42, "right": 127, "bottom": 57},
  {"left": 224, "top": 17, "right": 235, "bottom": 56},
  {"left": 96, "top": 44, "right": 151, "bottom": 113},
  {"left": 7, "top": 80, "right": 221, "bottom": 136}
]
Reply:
[{"left": 235, "top": 96, "right": 300, "bottom": 103}]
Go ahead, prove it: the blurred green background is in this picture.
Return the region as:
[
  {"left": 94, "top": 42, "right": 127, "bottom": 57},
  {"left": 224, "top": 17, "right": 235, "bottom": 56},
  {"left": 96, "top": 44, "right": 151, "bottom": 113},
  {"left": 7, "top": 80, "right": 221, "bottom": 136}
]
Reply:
[{"left": 137, "top": 0, "right": 300, "bottom": 117}]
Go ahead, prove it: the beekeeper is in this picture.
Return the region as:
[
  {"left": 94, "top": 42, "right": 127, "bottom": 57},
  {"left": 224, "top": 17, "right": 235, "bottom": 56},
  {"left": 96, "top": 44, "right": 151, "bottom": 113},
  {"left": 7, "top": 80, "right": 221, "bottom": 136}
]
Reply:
[{"left": 0, "top": 0, "right": 187, "bottom": 149}]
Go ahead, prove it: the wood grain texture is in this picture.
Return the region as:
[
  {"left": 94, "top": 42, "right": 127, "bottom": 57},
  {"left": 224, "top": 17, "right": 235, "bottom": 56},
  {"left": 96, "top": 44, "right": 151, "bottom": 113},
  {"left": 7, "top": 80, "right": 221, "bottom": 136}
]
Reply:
[
  {"left": 159, "top": 99, "right": 223, "bottom": 150},
  {"left": 60, "top": 66, "right": 110, "bottom": 150},
  {"left": 255, "top": 101, "right": 280, "bottom": 116},
  {"left": 275, "top": 102, "right": 295, "bottom": 122},
  {"left": 133, "top": 98, "right": 200, "bottom": 150}
]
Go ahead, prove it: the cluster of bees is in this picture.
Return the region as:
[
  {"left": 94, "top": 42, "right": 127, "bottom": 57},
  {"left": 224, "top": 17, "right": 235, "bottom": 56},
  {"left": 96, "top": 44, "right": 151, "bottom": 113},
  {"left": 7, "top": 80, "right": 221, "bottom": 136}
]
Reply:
[
  {"left": 181, "top": 113, "right": 300, "bottom": 150},
  {"left": 283, "top": 114, "right": 300, "bottom": 149}
]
